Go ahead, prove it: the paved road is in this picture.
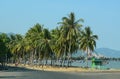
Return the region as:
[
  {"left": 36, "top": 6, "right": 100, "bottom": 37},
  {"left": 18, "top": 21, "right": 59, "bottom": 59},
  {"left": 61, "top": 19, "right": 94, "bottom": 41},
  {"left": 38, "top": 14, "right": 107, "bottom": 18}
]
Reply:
[{"left": 0, "top": 67, "right": 120, "bottom": 79}]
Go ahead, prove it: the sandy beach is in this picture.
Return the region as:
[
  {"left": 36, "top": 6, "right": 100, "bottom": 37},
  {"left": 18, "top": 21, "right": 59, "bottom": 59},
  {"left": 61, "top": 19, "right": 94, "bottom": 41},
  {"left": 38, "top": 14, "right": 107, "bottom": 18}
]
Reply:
[
  {"left": 8, "top": 64, "right": 120, "bottom": 72},
  {"left": 0, "top": 66, "right": 120, "bottom": 79}
]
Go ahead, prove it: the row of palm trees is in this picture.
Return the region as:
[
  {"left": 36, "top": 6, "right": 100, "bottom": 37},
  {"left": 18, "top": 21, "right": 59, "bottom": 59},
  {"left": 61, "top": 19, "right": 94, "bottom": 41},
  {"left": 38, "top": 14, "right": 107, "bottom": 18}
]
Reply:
[{"left": 0, "top": 12, "right": 98, "bottom": 67}]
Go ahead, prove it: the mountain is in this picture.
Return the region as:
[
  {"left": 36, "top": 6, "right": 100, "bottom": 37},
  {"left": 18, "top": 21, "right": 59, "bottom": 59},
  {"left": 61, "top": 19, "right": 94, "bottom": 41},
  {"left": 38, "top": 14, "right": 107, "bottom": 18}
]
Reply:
[
  {"left": 95, "top": 48, "right": 120, "bottom": 58},
  {"left": 73, "top": 48, "right": 120, "bottom": 58}
]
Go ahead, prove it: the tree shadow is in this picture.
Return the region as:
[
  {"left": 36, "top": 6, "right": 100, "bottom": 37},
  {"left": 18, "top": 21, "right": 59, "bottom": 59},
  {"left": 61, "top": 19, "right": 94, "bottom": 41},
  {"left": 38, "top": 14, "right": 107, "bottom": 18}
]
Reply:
[
  {"left": 0, "top": 76, "right": 26, "bottom": 78},
  {"left": 0, "top": 66, "right": 41, "bottom": 72}
]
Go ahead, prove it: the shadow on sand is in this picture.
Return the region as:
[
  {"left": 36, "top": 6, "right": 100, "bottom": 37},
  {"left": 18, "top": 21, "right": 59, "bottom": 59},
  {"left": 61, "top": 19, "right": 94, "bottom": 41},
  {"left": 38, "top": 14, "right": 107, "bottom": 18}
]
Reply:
[
  {"left": 0, "top": 76, "right": 26, "bottom": 78},
  {"left": 0, "top": 66, "right": 40, "bottom": 72}
]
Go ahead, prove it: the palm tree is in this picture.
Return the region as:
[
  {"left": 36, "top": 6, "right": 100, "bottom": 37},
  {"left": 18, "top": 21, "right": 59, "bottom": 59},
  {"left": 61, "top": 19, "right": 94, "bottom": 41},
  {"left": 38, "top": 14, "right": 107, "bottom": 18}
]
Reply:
[
  {"left": 58, "top": 12, "right": 83, "bottom": 67},
  {"left": 25, "top": 23, "right": 43, "bottom": 66},
  {"left": 40, "top": 28, "right": 53, "bottom": 66},
  {"left": 0, "top": 33, "right": 10, "bottom": 67},
  {"left": 79, "top": 26, "right": 98, "bottom": 67},
  {"left": 15, "top": 38, "right": 27, "bottom": 65},
  {"left": 8, "top": 34, "right": 23, "bottom": 64},
  {"left": 50, "top": 27, "right": 64, "bottom": 65}
]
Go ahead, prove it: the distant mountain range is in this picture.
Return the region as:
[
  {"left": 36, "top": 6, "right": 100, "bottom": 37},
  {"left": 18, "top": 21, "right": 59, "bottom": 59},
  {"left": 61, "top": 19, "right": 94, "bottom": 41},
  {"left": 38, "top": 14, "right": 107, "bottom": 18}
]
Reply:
[
  {"left": 73, "top": 48, "right": 120, "bottom": 58},
  {"left": 95, "top": 48, "right": 120, "bottom": 58}
]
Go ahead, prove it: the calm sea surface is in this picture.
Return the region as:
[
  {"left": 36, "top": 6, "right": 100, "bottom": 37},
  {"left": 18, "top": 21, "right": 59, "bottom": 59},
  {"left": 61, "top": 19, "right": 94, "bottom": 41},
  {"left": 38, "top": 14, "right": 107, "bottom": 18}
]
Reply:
[{"left": 72, "top": 60, "right": 120, "bottom": 69}]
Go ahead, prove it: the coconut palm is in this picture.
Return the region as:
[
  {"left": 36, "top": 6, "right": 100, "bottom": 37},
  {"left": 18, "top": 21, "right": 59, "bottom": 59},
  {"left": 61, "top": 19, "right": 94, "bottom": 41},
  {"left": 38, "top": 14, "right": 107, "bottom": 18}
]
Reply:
[
  {"left": 58, "top": 12, "right": 83, "bottom": 67},
  {"left": 50, "top": 27, "right": 64, "bottom": 66},
  {"left": 9, "top": 34, "right": 23, "bottom": 63},
  {"left": 15, "top": 38, "right": 27, "bottom": 65},
  {"left": 40, "top": 28, "right": 53, "bottom": 66},
  {"left": 0, "top": 33, "right": 10, "bottom": 67},
  {"left": 4, "top": 34, "right": 22, "bottom": 65},
  {"left": 25, "top": 23, "right": 43, "bottom": 66},
  {"left": 79, "top": 26, "right": 98, "bottom": 67}
]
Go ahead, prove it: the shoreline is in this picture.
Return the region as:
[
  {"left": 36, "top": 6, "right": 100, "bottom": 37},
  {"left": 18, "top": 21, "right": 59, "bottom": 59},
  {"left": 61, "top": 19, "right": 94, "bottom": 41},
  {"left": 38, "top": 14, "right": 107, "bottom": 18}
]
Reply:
[{"left": 7, "top": 64, "right": 120, "bottom": 72}]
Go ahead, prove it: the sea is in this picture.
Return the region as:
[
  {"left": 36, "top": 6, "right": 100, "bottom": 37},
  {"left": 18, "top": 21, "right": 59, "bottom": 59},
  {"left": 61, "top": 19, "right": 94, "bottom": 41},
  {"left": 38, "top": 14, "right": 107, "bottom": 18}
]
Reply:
[
  {"left": 72, "top": 60, "right": 120, "bottom": 69},
  {"left": 34, "top": 60, "right": 120, "bottom": 69}
]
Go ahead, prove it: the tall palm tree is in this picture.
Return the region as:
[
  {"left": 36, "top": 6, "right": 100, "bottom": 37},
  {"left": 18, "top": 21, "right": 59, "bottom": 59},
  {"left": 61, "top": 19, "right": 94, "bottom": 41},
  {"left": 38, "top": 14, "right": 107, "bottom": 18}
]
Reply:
[
  {"left": 58, "top": 12, "right": 83, "bottom": 67},
  {"left": 25, "top": 23, "right": 43, "bottom": 66},
  {"left": 79, "top": 26, "right": 98, "bottom": 67},
  {"left": 8, "top": 34, "right": 23, "bottom": 63},
  {"left": 15, "top": 38, "right": 27, "bottom": 65},
  {"left": 51, "top": 27, "right": 64, "bottom": 66},
  {"left": 0, "top": 33, "right": 10, "bottom": 67},
  {"left": 40, "top": 28, "right": 53, "bottom": 66}
]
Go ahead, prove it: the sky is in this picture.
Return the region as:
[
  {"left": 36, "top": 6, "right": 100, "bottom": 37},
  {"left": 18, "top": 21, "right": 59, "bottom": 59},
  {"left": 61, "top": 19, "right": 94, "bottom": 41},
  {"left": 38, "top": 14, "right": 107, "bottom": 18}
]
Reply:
[{"left": 0, "top": 0, "right": 120, "bottom": 50}]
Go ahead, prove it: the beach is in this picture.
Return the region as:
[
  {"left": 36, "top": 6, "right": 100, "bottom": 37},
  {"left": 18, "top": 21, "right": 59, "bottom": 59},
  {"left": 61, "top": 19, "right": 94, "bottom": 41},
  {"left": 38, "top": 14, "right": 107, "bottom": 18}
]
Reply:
[
  {"left": 7, "top": 63, "right": 120, "bottom": 72},
  {"left": 0, "top": 66, "right": 120, "bottom": 79}
]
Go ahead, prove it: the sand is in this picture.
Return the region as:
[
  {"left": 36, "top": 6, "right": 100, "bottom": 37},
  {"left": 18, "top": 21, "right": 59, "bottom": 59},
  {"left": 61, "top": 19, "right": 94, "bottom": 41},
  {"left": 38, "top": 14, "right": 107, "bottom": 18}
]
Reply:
[
  {"left": 1, "top": 66, "right": 120, "bottom": 79},
  {"left": 1, "top": 64, "right": 120, "bottom": 79},
  {"left": 8, "top": 64, "right": 120, "bottom": 72}
]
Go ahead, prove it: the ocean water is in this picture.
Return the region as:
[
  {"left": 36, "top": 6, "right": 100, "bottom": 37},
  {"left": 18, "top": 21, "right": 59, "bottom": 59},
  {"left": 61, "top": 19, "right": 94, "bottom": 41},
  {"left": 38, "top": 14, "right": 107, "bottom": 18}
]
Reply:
[
  {"left": 72, "top": 60, "right": 120, "bottom": 69},
  {"left": 105, "top": 61, "right": 120, "bottom": 69},
  {"left": 34, "top": 60, "right": 120, "bottom": 69}
]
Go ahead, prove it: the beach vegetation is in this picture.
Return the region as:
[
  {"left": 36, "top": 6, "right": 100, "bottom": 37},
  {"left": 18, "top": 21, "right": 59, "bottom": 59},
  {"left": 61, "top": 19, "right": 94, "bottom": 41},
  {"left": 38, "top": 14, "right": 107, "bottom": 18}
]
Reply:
[{"left": 0, "top": 12, "right": 98, "bottom": 68}]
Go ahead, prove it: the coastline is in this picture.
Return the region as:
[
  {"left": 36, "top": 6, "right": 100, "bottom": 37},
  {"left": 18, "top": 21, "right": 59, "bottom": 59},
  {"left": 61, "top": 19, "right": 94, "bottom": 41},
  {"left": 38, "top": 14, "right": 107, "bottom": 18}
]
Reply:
[{"left": 8, "top": 64, "right": 120, "bottom": 72}]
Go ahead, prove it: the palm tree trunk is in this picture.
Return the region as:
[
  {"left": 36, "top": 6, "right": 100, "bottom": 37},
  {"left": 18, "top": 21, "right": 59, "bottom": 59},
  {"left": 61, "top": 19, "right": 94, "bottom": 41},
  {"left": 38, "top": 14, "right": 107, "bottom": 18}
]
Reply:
[
  {"left": 30, "top": 51, "right": 34, "bottom": 66},
  {"left": 86, "top": 48, "right": 89, "bottom": 67},
  {"left": 22, "top": 51, "right": 26, "bottom": 66},
  {"left": 34, "top": 48, "right": 37, "bottom": 66},
  {"left": 45, "top": 59, "right": 48, "bottom": 66},
  {"left": 50, "top": 58, "right": 53, "bottom": 66},
  {"left": 62, "top": 51, "right": 66, "bottom": 67},
  {"left": 38, "top": 52, "right": 41, "bottom": 66}
]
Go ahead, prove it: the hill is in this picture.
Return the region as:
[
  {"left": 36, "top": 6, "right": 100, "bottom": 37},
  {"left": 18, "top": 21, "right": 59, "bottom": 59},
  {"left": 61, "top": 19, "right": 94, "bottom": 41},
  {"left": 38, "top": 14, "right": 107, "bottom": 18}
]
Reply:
[
  {"left": 73, "top": 48, "right": 120, "bottom": 58},
  {"left": 95, "top": 48, "right": 120, "bottom": 58}
]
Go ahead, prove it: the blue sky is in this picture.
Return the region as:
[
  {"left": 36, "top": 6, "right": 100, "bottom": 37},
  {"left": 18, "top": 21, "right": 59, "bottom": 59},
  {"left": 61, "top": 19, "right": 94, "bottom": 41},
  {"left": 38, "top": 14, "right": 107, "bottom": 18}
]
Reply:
[{"left": 0, "top": 0, "right": 120, "bottom": 50}]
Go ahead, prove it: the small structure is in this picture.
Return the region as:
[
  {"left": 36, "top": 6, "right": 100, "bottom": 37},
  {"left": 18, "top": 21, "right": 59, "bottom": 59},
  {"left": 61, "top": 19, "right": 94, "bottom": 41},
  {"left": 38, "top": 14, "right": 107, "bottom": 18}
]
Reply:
[{"left": 92, "top": 57, "right": 104, "bottom": 69}]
